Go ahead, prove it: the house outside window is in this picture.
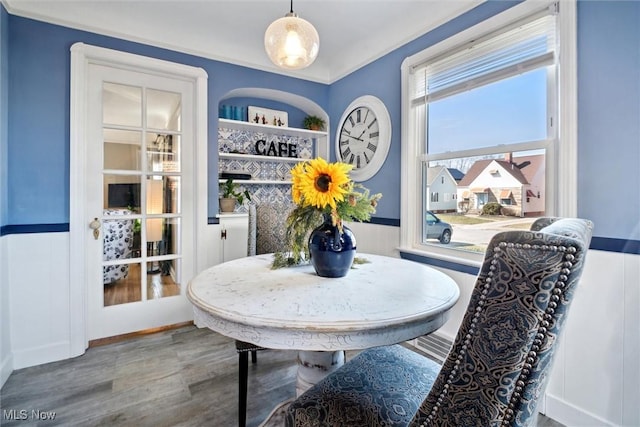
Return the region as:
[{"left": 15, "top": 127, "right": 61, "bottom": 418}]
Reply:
[{"left": 400, "top": 0, "right": 577, "bottom": 262}]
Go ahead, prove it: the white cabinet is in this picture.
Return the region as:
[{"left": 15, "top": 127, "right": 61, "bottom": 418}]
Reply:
[{"left": 218, "top": 213, "right": 249, "bottom": 263}]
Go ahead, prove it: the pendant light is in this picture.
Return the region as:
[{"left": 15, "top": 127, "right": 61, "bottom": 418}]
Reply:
[{"left": 264, "top": 0, "right": 319, "bottom": 70}]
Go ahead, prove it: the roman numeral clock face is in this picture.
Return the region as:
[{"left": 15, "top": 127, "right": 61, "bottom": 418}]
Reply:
[
  {"left": 336, "top": 96, "right": 391, "bottom": 182},
  {"left": 339, "top": 107, "right": 379, "bottom": 169}
]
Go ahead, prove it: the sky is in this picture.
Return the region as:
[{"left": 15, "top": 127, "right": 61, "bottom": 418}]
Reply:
[{"left": 428, "top": 67, "right": 548, "bottom": 156}]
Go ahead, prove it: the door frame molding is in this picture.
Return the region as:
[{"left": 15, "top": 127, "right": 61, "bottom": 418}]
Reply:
[{"left": 69, "top": 42, "right": 208, "bottom": 356}]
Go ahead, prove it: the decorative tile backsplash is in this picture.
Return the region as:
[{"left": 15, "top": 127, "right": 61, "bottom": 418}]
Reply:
[
  {"left": 218, "top": 126, "right": 315, "bottom": 213},
  {"left": 219, "top": 159, "right": 293, "bottom": 182}
]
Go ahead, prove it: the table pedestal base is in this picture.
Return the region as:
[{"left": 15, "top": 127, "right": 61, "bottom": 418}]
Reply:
[
  {"left": 296, "top": 350, "right": 345, "bottom": 396},
  {"left": 260, "top": 350, "right": 346, "bottom": 426}
]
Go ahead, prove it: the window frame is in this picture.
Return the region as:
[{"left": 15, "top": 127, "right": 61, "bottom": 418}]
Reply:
[{"left": 399, "top": 0, "right": 577, "bottom": 266}]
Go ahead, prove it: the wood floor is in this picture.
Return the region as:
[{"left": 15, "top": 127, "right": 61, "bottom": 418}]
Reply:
[
  {"left": 104, "top": 263, "right": 180, "bottom": 306},
  {"left": 0, "top": 325, "right": 565, "bottom": 427}
]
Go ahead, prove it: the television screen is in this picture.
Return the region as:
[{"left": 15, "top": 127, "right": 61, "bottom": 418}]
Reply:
[{"left": 107, "top": 183, "right": 140, "bottom": 209}]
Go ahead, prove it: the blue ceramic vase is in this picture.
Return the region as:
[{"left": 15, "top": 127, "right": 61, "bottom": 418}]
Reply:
[{"left": 308, "top": 214, "right": 356, "bottom": 278}]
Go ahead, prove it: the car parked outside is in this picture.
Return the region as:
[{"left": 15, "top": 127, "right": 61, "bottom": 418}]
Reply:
[{"left": 425, "top": 211, "right": 453, "bottom": 244}]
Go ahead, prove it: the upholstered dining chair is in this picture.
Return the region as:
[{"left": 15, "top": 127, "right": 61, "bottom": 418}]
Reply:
[
  {"left": 102, "top": 208, "right": 135, "bottom": 285},
  {"left": 285, "top": 217, "right": 593, "bottom": 427},
  {"left": 236, "top": 201, "right": 294, "bottom": 427}
]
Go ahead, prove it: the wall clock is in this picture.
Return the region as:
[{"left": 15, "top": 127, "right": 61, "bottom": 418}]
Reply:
[{"left": 335, "top": 95, "right": 391, "bottom": 182}]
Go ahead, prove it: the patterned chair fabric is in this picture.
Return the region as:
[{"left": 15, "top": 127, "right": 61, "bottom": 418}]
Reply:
[
  {"left": 255, "top": 202, "right": 295, "bottom": 255},
  {"left": 247, "top": 204, "right": 257, "bottom": 256},
  {"left": 103, "top": 209, "right": 134, "bottom": 285},
  {"left": 285, "top": 217, "right": 593, "bottom": 427}
]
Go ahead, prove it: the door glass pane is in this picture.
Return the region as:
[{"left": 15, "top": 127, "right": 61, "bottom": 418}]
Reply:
[
  {"left": 146, "top": 178, "right": 164, "bottom": 216},
  {"left": 147, "top": 88, "right": 181, "bottom": 131},
  {"left": 147, "top": 259, "right": 180, "bottom": 300},
  {"left": 103, "top": 262, "right": 142, "bottom": 306},
  {"left": 104, "top": 175, "right": 141, "bottom": 211},
  {"left": 145, "top": 176, "right": 180, "bottom": 214},
  {"left": 146, "top": 218, "right": 179, "bottom": 256},
  {"left": 102, "top": 217, "right": 137, "bottom": 262},
  {"left": 103, "top": 82, "right": 142, "bottom": 127},
  {"left": 104, "top": 129, "right": 141, "bottom": 170},
  {"left": 147, "top": 134, "right": 180, "bottom": 173},
  {"left": 165, "top": 177, "right": 180, "bottom": 214},
  {"left": 165, "top": 218, "right": 180, "bottom": 256}
]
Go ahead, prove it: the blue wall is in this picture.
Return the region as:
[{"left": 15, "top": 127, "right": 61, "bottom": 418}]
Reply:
[
  {"left": 0, "top": 4, "right": 7, "bottom": 226},
  {"left": 577, "top": 0, "right": 640, "bottom": 244},
  {"left": 4, "top": 14, "right": 328, "bottom": 226},
  {"left": 1, "top": 1, "right": 639, "bottom": 247}
]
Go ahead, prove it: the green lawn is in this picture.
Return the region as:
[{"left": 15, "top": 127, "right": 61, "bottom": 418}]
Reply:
[
  {"left": 437, "top": 213, "right": 534, "bottom": 229},
  {"left": 455, "top": 244, "right": 487, "bottom": 253},
  {"left": 436, "top": 214, "right": 493, "bottom": 225},
  {"left": 505, "top": 222, "right": 535, "bottom": 230}
]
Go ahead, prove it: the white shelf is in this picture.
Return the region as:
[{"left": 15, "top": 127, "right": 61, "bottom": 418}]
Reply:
[
  {"left": 219, "top": 152, "right": 307, "bottom": 164},
  {"left": 219, "top": 118, "right": 327, "bottom": 139},
  {"left": 218, "top": 179, "right": 292, "bottom": 185},
  {"left": 218, "top": 109, "right": 329, "bottom": 188},
  {"left": 216, "top": 212, "right": 249, "bottom": 219}
]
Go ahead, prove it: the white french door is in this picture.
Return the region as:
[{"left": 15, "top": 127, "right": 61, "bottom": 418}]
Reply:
[{"left": 85, "top": 63, "right": 196, "bottom": 340}]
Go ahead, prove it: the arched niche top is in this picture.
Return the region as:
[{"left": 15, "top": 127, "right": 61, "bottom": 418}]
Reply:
[{"left": 220, "top": 88, "right": 328, "bottom": 125}]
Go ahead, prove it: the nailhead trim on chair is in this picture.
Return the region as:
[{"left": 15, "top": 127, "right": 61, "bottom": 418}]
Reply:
[{"left": 421, "top": 241, "right": 578, "bottom": 427}]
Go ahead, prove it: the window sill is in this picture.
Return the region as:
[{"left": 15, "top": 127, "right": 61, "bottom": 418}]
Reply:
[{"left": 398, "top": 245, "right": 482, "bottom": 276}]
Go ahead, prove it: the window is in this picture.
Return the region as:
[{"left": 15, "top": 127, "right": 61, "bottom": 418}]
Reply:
[{"left": 400, "top": 0, "right": 576, "bottom": 263}]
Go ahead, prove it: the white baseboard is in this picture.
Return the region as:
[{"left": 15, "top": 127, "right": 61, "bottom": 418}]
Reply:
[
  {"left": 546, "top": 393, "right": 615, "bottom": 426},
  {"left": 11, "top": 341, "right": 71, "bottom": 370},
  {"left": 0, "top": 352, "right": 13, "bottom": 389}
]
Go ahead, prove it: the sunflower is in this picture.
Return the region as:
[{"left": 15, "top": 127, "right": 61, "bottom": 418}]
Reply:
[
  {"left": 290, "top": 162, "right": 306, "bottom": 204},
  {"left": 273, "top": 157, "right": 381, "bottom": 268},
  {"left": 292, "top": 158, "right": 352, "bottom": 209}
]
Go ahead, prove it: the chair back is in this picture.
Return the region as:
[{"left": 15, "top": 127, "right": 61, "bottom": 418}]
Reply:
[
  {"left": 102, "top": 209, "right": 135, "bottom": 284},
  {"left": 411, "top": 217, "right": 593, "bottom": 427},
  {"left": 255, "top": 202, "right": 295, "bottom": 255}
]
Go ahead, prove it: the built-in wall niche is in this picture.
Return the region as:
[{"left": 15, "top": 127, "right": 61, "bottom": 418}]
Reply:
[
  {"left": 217, "top": 88, "right": 330, "bottom": 213},
  {"left": 217, "top": 119, "right": 328, "bottom": 211},
  {"left": 219, "top": 97, "right": 308, "bottom": 130}
]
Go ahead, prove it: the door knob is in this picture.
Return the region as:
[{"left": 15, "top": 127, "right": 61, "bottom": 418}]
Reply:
[{"left": 89, "top": 217, "right": 101, "bottom": 240}]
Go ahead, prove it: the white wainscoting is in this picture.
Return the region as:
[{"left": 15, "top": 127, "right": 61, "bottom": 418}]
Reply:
[
  {"left": 347, "top": 221, "right": 401, "bottom": 258},
  {"left": 1, "top": 235, "right": 13, "bottom": 388},
  {"left": 3, "top": 224, "right": 223, "bottom": 374},
  {"left": 2, "top": 225, "right": 639, "bottom": 426},
  {"left": 6, "top": 232, "right": 71, "bottom": 370},
  {"left": 545, "top": 250, "right": 640, "bottom": 427}
]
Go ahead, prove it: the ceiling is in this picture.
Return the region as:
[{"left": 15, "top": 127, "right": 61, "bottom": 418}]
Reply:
[{"left": 4, "top": 0, "right": 483, "bottom": 83}]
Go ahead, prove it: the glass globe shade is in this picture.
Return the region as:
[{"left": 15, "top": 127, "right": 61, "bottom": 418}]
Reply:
[{"left": 264, "top": 14, "right": 319, "bottom": 70}]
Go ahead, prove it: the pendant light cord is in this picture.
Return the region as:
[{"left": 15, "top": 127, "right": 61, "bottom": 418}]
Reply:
[{"left": 290, "top": 0, "right": 294, "bottom": 13}]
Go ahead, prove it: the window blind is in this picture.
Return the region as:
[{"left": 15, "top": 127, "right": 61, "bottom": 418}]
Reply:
[{"left": 411, "top": 6, "right": 557, "bottom": 106}]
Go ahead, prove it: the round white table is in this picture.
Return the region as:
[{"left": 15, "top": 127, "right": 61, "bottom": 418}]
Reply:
[{"left": 187, "top": 253, "right": 460, "bottom": 396}]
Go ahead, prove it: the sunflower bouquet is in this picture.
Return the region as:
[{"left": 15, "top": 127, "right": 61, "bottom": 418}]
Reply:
[{"left": 272, "top": 157, "right": 381, "bottom": 268}]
